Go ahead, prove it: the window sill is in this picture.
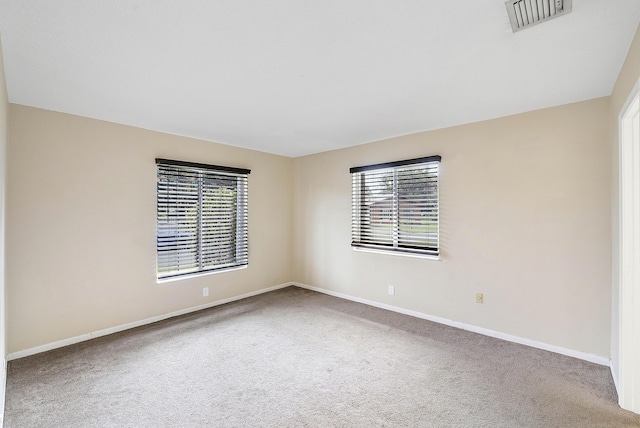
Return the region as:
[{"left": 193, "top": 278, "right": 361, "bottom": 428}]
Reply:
[
  {"left": 157, "top": 265, "right": 247, "bottom": 284},
  {"left": 352, "top": 246, "right": 440, "bottom": 261}
]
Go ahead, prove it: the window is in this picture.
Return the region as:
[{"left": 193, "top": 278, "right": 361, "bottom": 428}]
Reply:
[
  {"left": 156, "top": 158, "right": 250, "bottom": 279},
  {"left": 350, "top": 156, "right": 440, "bottom": 256}
]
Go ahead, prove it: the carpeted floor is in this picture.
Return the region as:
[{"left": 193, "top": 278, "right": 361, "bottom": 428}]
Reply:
[{"left": 5, "top": 286, "right": 640, "bottom": 427}]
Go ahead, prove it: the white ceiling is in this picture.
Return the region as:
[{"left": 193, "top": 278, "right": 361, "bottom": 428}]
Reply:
[{"left": 0, "top": 1, "right": 639, "bottom": 157}]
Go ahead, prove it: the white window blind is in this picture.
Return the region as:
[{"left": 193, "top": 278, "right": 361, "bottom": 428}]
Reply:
[
  {"left": 351, "top": 156, "right": 440, "bottom": 256},
  {"left": 156, "top": 159, "right": 250, "bottom": 279}
]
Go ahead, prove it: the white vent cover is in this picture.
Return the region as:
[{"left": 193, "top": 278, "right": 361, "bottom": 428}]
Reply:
[{"left": 505, "top": 0, "right": 572, "bottom": 32}]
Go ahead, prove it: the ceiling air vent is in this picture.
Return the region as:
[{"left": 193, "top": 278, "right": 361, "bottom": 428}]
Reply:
[{"left": 505, "top": 0, "right": 572, "bottom": 32}]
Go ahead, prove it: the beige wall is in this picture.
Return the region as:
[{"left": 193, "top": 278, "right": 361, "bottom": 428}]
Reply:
[
  {"left": 6, "top": 105, "right": 293, "bottom": 353},
  {"left": 610, "top": 23, "right": 640, "bottom": 387},
  {"left": 293, "top": 97, "right": 612, "bottom": 357}
]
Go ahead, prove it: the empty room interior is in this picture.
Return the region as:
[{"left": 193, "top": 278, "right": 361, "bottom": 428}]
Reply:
[{"left": 1, "top": 0, "right": 640, "bottom": 426}]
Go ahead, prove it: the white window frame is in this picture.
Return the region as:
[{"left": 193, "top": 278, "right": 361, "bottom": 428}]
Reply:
[
  {"left": 156, "top": 158, "right": 250, "bottom": 280},
  {"left": 350, "top": 156, "right": 440, "bottom": 257}
]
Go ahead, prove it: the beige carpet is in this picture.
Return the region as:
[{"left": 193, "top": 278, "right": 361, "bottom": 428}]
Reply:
[{"left": 5, "top": 286, "right": 640, "bottom": 427}]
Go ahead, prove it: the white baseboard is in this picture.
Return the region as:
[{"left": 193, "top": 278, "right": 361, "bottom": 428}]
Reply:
[
  {"left": 8, "top": 281, "right": 611, "bottom": 368},
  {"left": 292, "top": 282, "right": 611, "bottom": 367},
  {"left": 7, "top": 282, "right": 291, "bottom": 361}
]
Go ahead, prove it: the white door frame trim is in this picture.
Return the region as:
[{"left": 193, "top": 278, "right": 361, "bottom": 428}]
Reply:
[{"left": 618, "top": 77, "right": 640, "bottom": 413}]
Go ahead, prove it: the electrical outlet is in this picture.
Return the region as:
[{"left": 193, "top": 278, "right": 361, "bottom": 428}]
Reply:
[
  {"left": 388, "top": 285, "right": 395, "bottom": 296},
  {"left": 476, "top": 292, "right": 483, "bottom": 304},
  {"left": 203, "top": 287, "right": 209, "bottom": 297}
]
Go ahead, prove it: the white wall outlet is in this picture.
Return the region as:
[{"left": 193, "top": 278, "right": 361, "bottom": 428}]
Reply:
[
  {"left": 388, "top": 285, "right": 395, "bottom": 296},
  {"left": 476, "top": 292, "right": 483, "bottom": 304},
  {"left": 203, "top": 287, "right": 209, "bottom": 297}
]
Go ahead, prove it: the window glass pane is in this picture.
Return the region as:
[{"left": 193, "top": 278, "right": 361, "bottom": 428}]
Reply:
[
  {"left": 156, "top": 161, "right": 249, "bottom": 279},
  {"left": 397, "top": 165, "right": 438, "bottom": 249},
  {"left": 351, "top": 158, "right": 439, "bottom": 256},
  {"left": 157, "top": 167, "right": 199, "bottom": 276},
  {"left": 361, "top": 169, "right": 394, "bottom": 246},
  {"left": 201, "top": 173, "right": 238, "bottom": 268}
]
